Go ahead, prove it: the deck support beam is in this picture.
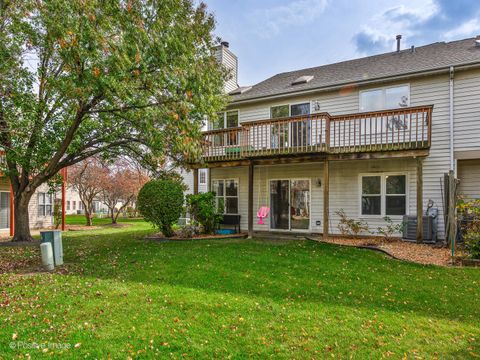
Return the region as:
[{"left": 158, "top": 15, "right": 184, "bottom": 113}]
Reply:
[
  {"left": 193, "top": 168, "right": 199, "bottom": 195},
  {"left": 416, "top": 157, "right": 423, "bottom": 243},
  {"left": 248, "top": 161, "right": 254, "bottom": 238},
  {"left": 323, "top": 160, "right": 329, "bottom": 241}
]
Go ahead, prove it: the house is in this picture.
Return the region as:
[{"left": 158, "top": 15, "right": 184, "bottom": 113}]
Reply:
[
  {"left": 0, "top": 177, "right": 55, "bottom": 235},
  {"left": 191, "top": 36, "right": 480, "bottom": 240},
  {"left": 58, "top": 187, "right": 109, "bottom": 216}
]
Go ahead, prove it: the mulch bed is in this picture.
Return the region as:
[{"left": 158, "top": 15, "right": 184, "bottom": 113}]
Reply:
[
  {"left": 310, "top": 236, "right": 453, "bottom": 267},
  {"left": 145, "top": 233, "right": 248, "bottom": 242}
]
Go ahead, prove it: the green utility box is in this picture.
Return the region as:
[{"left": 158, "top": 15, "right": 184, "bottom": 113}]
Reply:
[{"left": 40, "top": 230, "right": 63, "bottom": 266}]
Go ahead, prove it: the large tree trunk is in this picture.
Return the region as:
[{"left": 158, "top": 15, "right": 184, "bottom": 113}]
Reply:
[
  {"left": 12, "top": 192, "right": 34, "bottom": 242},
  {"left": 84, "top": 210, "right": 93, "bottom": 226}
]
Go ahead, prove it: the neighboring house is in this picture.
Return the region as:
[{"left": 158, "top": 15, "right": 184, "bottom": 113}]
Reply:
[
  {"left": 191, "top": 36, "right": 480, "bottom": 240},
  {"left": 0, "top": 177, "right": 54, "bottom": 234},
  {"left": 58, "top": 187, "right": 110, "bottom": 215}
]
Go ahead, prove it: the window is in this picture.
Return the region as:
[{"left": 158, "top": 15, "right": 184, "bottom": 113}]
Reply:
[
  {"left": 361, "top": 176, "right": 382, "bottom": 215},
  {"left": 66, "top": 201, "right": 70, "bottom": 211},
  {"left": 360, "top": 85, "right": 409, "bottom": 112},
  {"left": 270, "top": 105, "right": 289, "bottom": 119},
  {"left": 72, "top": 201, "right": 76, "bottom": 210},
  {"left": 199, "top": 169, "right": 207, "bottom": 185},
  {"left": 212, "top": 179, "right": 239, "bottom": 214},
  {"left": 385, "top": 175, "right": 406, "bottom": 215},
  {"left": 210, "top": 110, "right": 239, "bottom": 130},
  {"left": 360, "top": 174, "right": 407, "bottom": 216},
  {"left": 38, "top": 192, "right": 53, "bottom": 216},
  {"left": 78, "top": 201, "right": 84, "bottom": 211}
]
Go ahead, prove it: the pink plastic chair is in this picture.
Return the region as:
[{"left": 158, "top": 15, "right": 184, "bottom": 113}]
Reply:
[{"left": 257, "top": 206, "right": 270, "bottom": 225}]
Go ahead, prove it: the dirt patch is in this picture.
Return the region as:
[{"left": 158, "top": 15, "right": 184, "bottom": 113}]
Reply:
[
  {"left": 145, "top": 233, "right": 248, "bottom": 242},
  {"left": 101, "top": 223, "right": 131, "bottom": 228},
  {"left": 67, "top": 225, "right": 102, "bottom": 231},
  {"left": 313, "top": 237, "right": 453, "bottom": 267}
]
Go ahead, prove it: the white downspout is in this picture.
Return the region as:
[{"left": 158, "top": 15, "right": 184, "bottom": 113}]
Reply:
[{"left": 449, "top": 66, "right": 455, "bottom": 173}]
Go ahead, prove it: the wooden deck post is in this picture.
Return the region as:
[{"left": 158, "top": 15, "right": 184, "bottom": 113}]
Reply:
[
  {"left": 193, "top": 168, "right": 199, "bottom": 195},
  {"left": 323, "top": 160, "right": 329, "bottom": 240},
  {"left": 416, "top": 157, "right": 423, "bottom": 243},
  {"left": 248, "top": 161, "right": 254, "bottom": 238}
]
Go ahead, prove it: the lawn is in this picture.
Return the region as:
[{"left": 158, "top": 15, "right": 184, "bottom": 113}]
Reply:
[{"left": 0, "top": 221, "right": 479, "bottom": 359}]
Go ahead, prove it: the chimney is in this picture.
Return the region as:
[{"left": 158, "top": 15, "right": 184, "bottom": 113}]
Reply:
[
  {"left": 215, "top": 41, "right": 238, "bottom": 93},
  {"left": 396, "top": 35, "right": 402, "bottom": 52},
  {"left": 410, "top": 45, "right": 415, "bottom": 53},
  {"left": 476, "top": 35, "right": 480, "bottom": 47}
]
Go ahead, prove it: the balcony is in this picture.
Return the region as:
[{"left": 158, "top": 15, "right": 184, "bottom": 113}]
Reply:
[{"left": 200, "top": 105, "right": 433, "bottom": 164}]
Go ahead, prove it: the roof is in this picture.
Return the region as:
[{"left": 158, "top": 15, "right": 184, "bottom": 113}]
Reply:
[{"left": 230, "top": 37, "right": 480, "bottom": 103}]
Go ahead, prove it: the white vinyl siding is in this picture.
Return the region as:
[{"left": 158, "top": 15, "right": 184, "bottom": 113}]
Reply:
[
  {"left": 217, "top": 68, "right": 480, "bottom": 239},
  {"left": 457, "top": 159, "right": 480, "bottom": 200}
]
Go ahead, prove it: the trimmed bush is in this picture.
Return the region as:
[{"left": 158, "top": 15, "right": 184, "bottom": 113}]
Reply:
[
  {"left": 186, "top": 192, "right": 223, "bottom": 234},
  {"left": 138, "top": 179, "right": 184, "bottom": 237}
]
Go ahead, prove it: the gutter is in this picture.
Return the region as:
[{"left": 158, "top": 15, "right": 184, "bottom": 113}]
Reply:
[
  {"left": 229, "top": 62, "right": 480, "bottom": 106},
  {"left": 449, "top": 66, "right": 455, "bottom": 172}
]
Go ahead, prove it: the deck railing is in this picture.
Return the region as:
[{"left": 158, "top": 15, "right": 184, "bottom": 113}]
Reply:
[{"left": 200, "top": 105, "right": 432, "bottom": 162}]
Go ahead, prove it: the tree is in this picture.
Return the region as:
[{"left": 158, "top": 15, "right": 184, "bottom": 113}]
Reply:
[
  {"left": 101, "top": 165, "right": 148, "bottom": 224},
  {"left": 0, "top": 0, "right": 225, "bottom": 241},
  {"left": 137, "top": 179, "right": 184, "bottom": 237},
  {"left": 69, "top": 158, "right": 108, "bottom": 226}
]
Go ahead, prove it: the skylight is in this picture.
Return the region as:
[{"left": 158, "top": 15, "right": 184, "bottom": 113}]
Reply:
[
  {"left": 229, "top": 86, "right": 252, "bottom": 95},
  {"left": 291, "top": 75, "right": 314, "bottom": 86}
]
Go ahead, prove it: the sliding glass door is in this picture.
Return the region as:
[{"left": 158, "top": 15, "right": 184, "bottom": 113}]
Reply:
[{"left": 270, "top": 179, "right": 310, "bottom": 231}]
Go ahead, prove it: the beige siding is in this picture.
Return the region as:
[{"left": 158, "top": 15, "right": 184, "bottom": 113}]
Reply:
[
  {"left": 29, "top": 183, "right": 54, "bottom": 229},
  {"left": 211, "top": 159, "right": 416, "bottom": 236},
  {"left": 218, "top": 68, "right": 480, "bottom": 239},
  {"left": 216, "top": 45, "right": 238, "bottom": 93},
  {"left": 454, "top": 70, "right": 480, "bottom": 151},
  {"left": 458, "top": 159, "right": 480, "bottom": 200}
]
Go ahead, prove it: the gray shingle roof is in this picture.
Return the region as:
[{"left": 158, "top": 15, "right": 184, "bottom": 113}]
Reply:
[{"left": 230, "top": 37, "right": 480, "bottom": 103}]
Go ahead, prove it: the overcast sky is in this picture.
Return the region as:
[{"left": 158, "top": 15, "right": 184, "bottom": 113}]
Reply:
[{"left": 204, "top": 0, "right": 480, "bottom": 86}]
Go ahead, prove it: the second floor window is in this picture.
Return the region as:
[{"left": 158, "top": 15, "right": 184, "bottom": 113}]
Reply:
[
  {"left": 210, "top": 110, "right": 239, "bottom": 130},
  {"left": 271, "top": 105, "right": 289, "bottom": 118},
  {"left": 359, "top": 85, "right": 410, "bottom": 112}
]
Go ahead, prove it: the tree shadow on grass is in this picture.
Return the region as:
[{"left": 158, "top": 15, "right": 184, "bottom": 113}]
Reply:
[{"left": 62, "top": 226, "right": 480, "bottom": 328}]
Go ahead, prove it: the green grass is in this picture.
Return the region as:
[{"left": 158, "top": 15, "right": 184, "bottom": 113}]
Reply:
[
  {"left": 1, "top": 221, "right": 479, "bottom": 358},
  {"left": 65, "top": 214, "right": 144, "bottom": 226}
]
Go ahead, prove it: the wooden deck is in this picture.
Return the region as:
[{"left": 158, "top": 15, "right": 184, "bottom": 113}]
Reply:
[{"left": 198, "top": 105, "right": 433, "bottom": 164}]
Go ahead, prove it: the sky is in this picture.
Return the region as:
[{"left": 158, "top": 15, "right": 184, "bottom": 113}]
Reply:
[{"left": 204, "top": 0, "right": 480, "bottom": 86}]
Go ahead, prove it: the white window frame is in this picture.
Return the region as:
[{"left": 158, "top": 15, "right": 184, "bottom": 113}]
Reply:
[
  {"left": 358, "top": 172, "right": 408, "bottom": 219},
  {"left": 199, "top": 169, "right": 207, "bottom": 185},
  {"left": 270, "top": 102, "right": 312, "bottom": 119},
  {"left": 211, "top": 178, "right": 239, "bottom": 215},
  {"left": 359, "top": 84, "right": 410, "bottom": 112},
  {"left": 38, "top": 192, "right": 53, "bottom": 217},
  {"left": 210, "top": 109, "right": 239, "bottom": 130}
]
